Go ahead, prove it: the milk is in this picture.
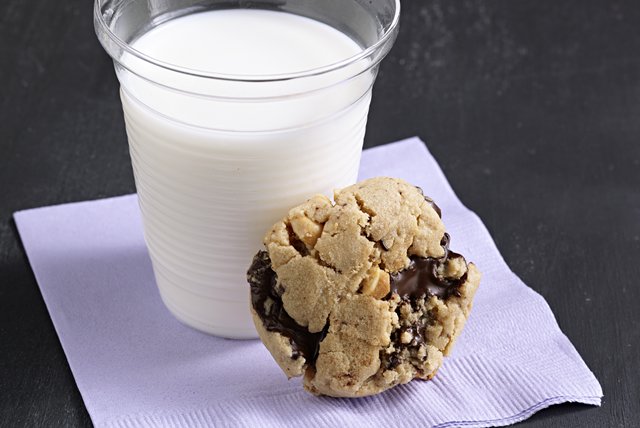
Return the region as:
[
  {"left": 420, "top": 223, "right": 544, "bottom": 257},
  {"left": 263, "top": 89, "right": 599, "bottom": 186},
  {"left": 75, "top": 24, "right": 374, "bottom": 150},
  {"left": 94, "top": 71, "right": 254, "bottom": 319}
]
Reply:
[{"left": 116, "top": 9, "right": 375, "bottom": 338}]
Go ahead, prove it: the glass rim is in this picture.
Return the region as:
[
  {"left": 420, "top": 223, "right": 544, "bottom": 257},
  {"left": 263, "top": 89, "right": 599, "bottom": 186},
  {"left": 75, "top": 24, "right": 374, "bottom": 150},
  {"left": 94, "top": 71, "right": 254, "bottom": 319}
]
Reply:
[{"left": 94, "top": 0, "right": 401, "bottom": 83}]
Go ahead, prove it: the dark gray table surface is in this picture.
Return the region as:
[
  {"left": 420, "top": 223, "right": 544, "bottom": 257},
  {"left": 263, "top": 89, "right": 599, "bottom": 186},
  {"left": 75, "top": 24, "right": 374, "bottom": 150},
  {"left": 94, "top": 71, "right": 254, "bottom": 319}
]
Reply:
[{"left": 1, "top": 1, "right": 638, "bottom": 426}]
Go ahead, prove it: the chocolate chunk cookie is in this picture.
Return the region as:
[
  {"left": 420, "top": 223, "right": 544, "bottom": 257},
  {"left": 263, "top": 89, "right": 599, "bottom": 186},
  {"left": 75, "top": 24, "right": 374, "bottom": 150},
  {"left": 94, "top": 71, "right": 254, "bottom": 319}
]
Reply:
[{"left": 247, "top": 177, "right": 480, "bottom": 397}]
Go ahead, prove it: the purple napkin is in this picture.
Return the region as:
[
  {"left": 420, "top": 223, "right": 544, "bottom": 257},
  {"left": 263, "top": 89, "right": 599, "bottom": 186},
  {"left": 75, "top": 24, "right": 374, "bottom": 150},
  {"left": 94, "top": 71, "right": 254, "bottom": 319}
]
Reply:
[{"left": 14, "top": 137, "right": 601, "bottom": 428}]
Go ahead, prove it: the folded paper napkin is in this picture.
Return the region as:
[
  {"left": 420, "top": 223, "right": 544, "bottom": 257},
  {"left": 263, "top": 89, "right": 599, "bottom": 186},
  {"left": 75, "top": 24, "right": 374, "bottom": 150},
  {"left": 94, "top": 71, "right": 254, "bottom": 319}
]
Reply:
[{"left": 15, "top": 137, "right": 601, "bottom": 428}]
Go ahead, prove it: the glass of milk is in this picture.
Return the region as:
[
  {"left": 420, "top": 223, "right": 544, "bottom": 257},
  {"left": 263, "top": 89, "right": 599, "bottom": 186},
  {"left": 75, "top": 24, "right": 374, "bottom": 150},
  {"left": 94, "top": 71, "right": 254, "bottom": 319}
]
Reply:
[{"left": 94, "top": 0, "right": 400, "bottom": 339}]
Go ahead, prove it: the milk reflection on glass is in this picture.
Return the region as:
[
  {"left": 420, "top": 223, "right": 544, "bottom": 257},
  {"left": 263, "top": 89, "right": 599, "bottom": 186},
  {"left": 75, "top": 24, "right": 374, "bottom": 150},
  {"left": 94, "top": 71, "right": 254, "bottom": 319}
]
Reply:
[{"left": 95, "top": 2, "right": 399, "bottom": 338}]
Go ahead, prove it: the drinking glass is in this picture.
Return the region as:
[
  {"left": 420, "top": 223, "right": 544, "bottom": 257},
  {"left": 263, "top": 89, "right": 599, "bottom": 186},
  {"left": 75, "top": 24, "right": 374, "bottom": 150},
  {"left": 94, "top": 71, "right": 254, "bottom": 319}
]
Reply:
[{"left": 94, "top": 0, "right": 400, "bottom": 338}]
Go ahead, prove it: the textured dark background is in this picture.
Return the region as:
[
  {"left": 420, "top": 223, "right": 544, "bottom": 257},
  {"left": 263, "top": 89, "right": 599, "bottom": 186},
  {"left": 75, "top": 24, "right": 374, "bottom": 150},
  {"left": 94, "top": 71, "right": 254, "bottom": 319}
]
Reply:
[{"left": 1, "top": 1, "right": 639, "bottom": 426}]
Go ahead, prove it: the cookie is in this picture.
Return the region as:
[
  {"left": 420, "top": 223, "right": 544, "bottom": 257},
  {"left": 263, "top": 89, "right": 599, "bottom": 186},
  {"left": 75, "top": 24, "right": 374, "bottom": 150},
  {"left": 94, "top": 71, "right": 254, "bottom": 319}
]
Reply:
[{"left": 247, "top": 177, "right": 480, "bottom": 397}]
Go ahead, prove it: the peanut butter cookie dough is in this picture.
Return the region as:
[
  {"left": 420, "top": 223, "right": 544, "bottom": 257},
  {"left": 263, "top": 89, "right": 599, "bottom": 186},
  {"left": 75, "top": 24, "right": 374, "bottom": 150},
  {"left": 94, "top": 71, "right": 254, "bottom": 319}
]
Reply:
[{"left": 247, "top": 177, "right": 480, "bottom": 397}]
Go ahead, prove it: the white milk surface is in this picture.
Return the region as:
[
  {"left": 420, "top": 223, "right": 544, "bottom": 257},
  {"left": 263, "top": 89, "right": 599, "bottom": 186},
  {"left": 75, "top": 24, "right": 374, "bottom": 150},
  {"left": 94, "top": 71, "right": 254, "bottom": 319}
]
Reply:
[{"left": 117, "top": 9, "right": 374, "bottom": 338}]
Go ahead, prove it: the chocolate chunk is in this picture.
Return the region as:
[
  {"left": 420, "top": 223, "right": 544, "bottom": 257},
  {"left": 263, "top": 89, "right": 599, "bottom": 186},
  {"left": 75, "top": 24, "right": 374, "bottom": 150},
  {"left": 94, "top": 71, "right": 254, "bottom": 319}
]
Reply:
[
  {"left": 247, "top": 251, "right": 325, "bottom": 362},
  {"left": 389, "top": 234, "right": 466, "bottom": 300}
]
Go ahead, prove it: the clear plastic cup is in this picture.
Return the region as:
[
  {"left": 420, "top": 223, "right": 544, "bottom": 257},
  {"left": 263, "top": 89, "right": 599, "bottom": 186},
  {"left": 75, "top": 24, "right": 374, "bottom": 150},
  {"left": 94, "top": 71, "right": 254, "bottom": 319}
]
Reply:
[{"left": 94, "top": 0, "right": 400, "bottom": 339}]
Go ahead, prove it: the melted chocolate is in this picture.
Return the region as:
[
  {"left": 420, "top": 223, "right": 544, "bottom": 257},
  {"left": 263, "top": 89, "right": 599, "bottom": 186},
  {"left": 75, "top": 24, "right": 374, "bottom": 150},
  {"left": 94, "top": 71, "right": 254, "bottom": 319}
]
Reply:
[
  {"left": 381, "top": 298, "right": 430, "bottom": 370},
  {"left": 394, "top": 322, "right": 426, "bottom": 347},
  {"left": 382, "top": 232, "right": 467, "bottom": 371},
  {"left": 415, "top": 186, "right": 442, "bottom": 218},
  {"left": 425, "top": 197, "right": 442, "bottom": 219},
  {"left": 286, "top": 223, "right": 309, "bottom": 256},
  {"left": 247, "top": 251, "right": 325, "bottom": 362},
  {"left": 389, "top": 234, "right": 467, "bottom": 300}
]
